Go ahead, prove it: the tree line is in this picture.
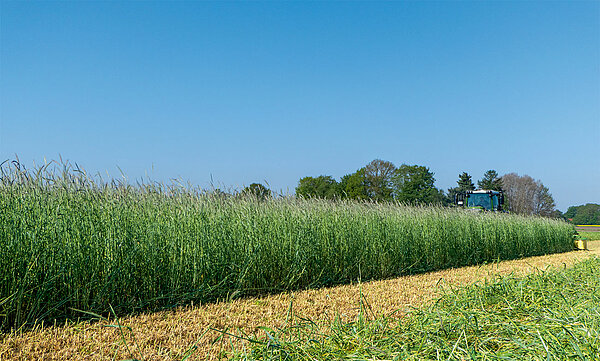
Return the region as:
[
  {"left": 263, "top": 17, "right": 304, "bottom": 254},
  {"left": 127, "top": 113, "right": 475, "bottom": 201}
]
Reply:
[
  {"left": 563, "top": 204, "right": 600, "bottom": 225},
  {"left": 292, "top": 159, "right": 560, "bottom": 218}
]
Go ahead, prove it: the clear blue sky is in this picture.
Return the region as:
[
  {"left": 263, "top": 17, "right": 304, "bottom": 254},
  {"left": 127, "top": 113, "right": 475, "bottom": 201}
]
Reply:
[{"left": 1, "top": 1, "right": 598, "bottom": 211}]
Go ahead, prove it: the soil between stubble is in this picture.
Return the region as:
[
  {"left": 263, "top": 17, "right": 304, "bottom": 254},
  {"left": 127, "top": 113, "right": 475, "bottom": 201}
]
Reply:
[{"left": 2, "top": 241, "right": 599, "bottom": 361}]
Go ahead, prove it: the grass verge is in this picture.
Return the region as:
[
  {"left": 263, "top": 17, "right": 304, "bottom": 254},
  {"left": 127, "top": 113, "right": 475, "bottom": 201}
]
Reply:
[
  {"left": 579, "top": 231, "right": 600, "bottom": 241},
  {"left": 237, "top": 257, "right": 600, "bottom": 360}
]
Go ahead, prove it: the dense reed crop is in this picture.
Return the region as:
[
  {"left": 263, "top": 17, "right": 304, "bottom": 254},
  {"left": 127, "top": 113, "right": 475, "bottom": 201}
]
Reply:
[{"left": 0, "top": 161, "right": 575, "bottom": 331}]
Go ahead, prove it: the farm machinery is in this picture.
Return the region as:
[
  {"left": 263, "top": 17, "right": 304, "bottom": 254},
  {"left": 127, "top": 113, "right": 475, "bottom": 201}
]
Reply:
[{"left": 455, "top": 190, "right": 504, "bottom": 212}]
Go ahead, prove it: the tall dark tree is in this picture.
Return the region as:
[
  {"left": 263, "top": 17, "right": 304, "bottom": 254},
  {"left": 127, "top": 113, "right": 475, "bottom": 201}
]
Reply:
[
  {"left": 241, "top": 183, "right": 271, "bottom": 200},
  {"left": 447, "top": 172, "right": 476, "bottom": 204},
  {"left": 392, "top": 164, "right": 445, "bottom": 204},
  {"left": 296, "top": 176, "right": 340, "bottom": 199},
  {"left": 534, "top": 184, "right": 556, "bottom": 217},
  {"left": 364, "top": 159, "right": 396, "bottom": 201},
  {"left": 457, "top": 172, "right": 475, "bottom": 191},
  {"left": 339, "top": 168, "right": 369, "bottom": 200},
  {"left": 477, "top": 170, "right": 503, "bottom": 191}
]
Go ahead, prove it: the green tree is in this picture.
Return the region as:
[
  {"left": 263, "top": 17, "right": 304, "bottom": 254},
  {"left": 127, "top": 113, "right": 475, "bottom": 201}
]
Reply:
[
  {"left": 563, "top": 203, "right": 600, "bottom": 224},
  {"left": 457, "top": 172, "right": 475, "bottom": 191},
  {"left": 477, "top": 170, "right": 503, "bottom": 191},
  {"left": 241, "top": 183, "right": 271, "bottom": 200},
  {"left": 447, "top": 172, "right": 476, "bottom": 204},
  {"left": 550, "top": 209, "right": 564, "bottom": 220},
  {"left": 295, "top": 175, "right": 340, "bottom": 199},
  {"left": 364, "top": 159, "right": 396, "bottom": 201},
  {"left": 339, "top": 168, "right": 369, "bottom": 200},
  {"left": 392, "top": 164, "right": 445, "bottom": 204},
  {"left": 533, "top": 184, "right": 556, "bottom": 217}
]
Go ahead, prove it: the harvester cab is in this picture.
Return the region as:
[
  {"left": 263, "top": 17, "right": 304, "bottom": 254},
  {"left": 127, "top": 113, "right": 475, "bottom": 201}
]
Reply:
[{"left": 455, "top": 190, "right": 504, "bottom": 212}]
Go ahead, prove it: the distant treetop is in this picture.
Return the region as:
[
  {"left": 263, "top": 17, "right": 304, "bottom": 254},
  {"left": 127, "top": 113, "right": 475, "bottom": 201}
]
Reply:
[{"left": 563, "top": 203, "right": 600, "bottom": 225}]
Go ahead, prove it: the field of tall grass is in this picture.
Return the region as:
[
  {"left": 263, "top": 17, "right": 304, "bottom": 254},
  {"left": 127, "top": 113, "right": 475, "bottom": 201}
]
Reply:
[{"left": 0, "top": 161, "right": 575, "bottom": 331}]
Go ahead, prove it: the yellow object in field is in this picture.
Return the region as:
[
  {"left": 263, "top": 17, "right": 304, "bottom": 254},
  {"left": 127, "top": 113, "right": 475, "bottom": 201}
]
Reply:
[{"left": 575, "top": 239, "right": 588, "bottom": 250}]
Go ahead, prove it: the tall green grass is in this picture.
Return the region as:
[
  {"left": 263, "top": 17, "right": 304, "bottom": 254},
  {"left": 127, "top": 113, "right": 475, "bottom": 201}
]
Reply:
[{"left": 0, "top": 161, "right": 575, "bottom": 331}]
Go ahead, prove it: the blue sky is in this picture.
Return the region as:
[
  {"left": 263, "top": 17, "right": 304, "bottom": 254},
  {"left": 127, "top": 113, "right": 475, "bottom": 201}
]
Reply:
[{"left": 1, "top": 1, "right": 598, "bottom": 211}]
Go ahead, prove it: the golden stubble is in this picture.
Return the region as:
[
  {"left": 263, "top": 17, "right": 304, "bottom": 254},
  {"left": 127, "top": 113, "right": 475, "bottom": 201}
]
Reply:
[{"left": 2, "top": 241, "right": 598, "bottom": 361}]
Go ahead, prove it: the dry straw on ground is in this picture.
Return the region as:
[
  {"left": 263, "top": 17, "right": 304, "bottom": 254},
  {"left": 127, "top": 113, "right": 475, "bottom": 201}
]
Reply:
[{"left": 2, "top": 241, "right": 598, "bottom": 361}]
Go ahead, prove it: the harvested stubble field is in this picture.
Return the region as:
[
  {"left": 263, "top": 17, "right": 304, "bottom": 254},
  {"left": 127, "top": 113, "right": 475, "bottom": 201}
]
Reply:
[
  {"left": 242, "top": 254, "right": 600, "bottom": 360},
  {"left": 2, "top": 241, "right": 598, "bottom": 360}
]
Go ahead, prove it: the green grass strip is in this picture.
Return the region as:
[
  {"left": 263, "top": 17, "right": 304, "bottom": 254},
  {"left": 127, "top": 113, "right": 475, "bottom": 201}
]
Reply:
[{"left": 579, "top": 232, "right": 600, "bottom": 241}]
